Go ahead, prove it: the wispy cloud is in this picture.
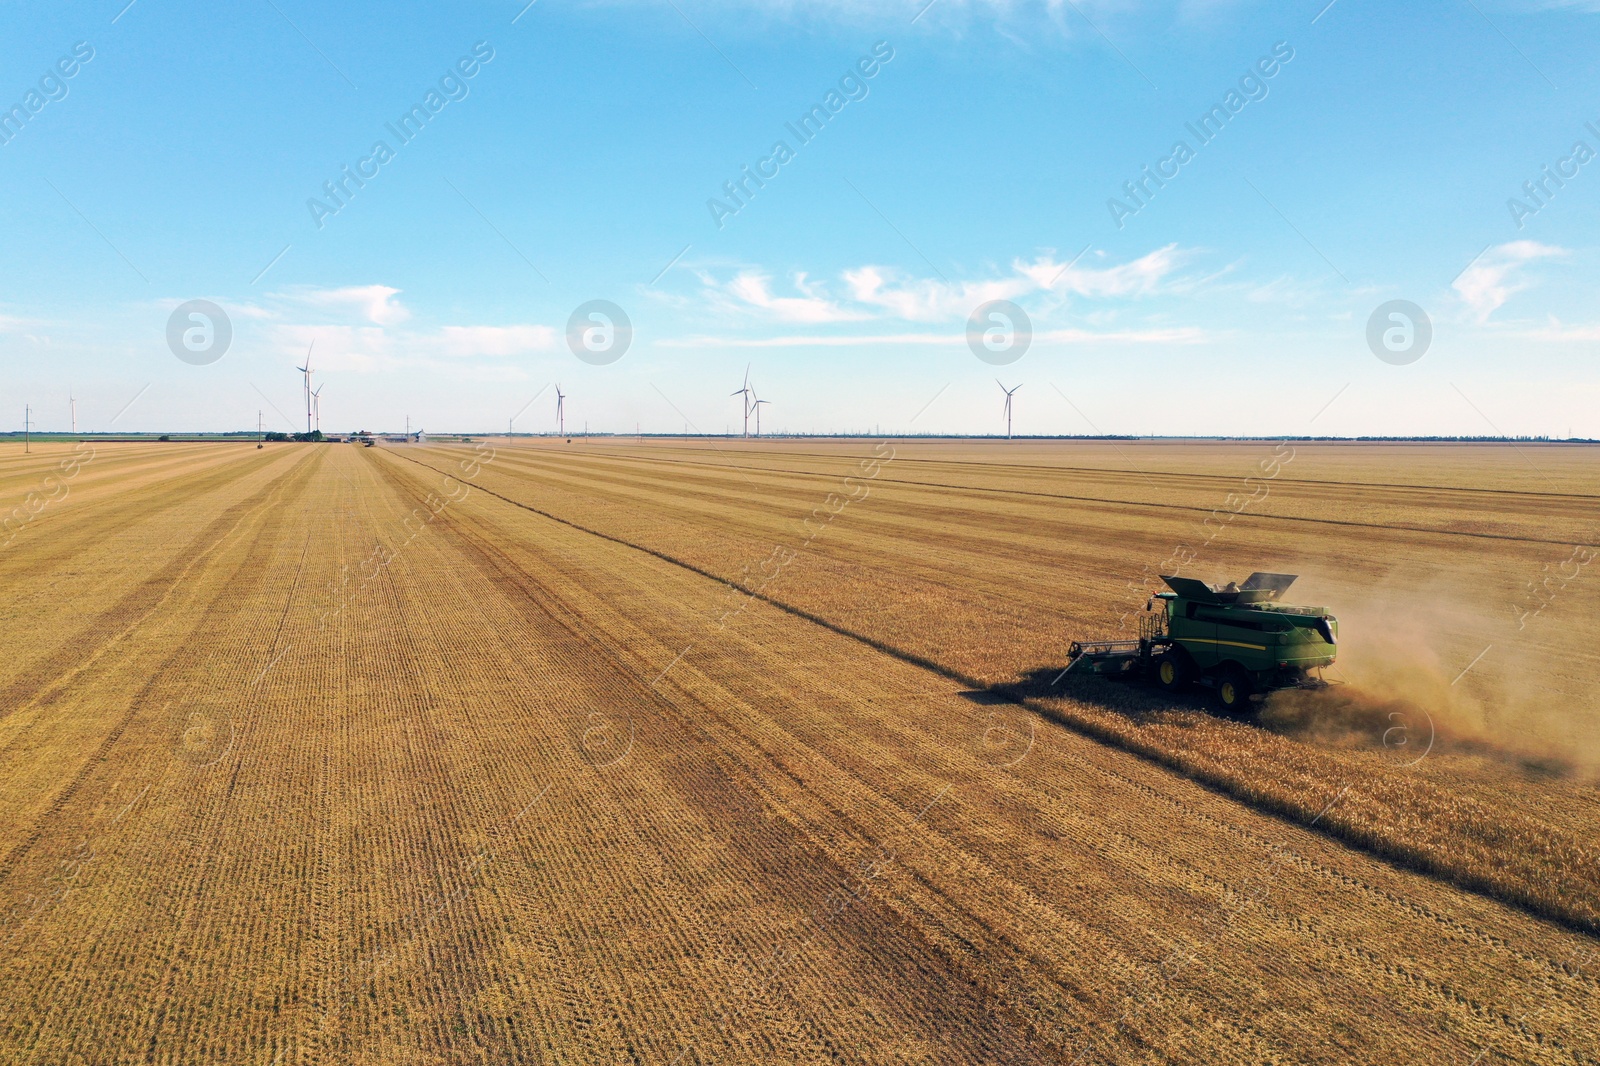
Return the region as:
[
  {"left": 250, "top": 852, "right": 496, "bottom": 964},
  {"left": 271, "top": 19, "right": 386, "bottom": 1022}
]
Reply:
[
  {"left": 273, "top": 284, "right": 412, "bottom": 326},
  {"left": 1452, "top": 240, "right": 1567, "bottom": 322},
  {"left": 704, "top": 245, "right": 1188, "bottom": 326},
  {"left": 707, "top": 270, "right": 873, "bottom": 323}
]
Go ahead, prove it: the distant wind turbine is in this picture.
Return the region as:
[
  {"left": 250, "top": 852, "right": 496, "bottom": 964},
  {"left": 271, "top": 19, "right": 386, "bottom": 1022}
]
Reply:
[
  {"left": 997, "top": 380, "right": 1021, "bottom": 439},
  {"left": 731, "top": 364, "right": 752, "bottom": 438},
  {"left": 311, "top": 385, "right": 324, "bottom": 434},
  {"left": 753, "top": 390, "right": 770, "bottom": 438},
  {"left": 555, "top": 385, "right": 566, "bottom": 436},
  {"left": 297, "top": 341, "right": 315, "bottom": 435}
]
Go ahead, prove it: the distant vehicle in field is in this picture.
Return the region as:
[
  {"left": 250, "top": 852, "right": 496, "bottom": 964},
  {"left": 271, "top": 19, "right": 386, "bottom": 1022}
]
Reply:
[{"left": 1066, "top": 573, "right": 1337, "bottom": 711}]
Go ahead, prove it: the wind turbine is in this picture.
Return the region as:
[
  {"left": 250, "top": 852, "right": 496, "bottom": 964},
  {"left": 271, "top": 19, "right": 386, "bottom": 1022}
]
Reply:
[
  {"left": 731, "top": 364, "right": 752, "bottom": 438},
  {"left": 311, "top": 385, "right": 324, "bottom": 434},
  {"left": 69, "top": 392, "right": 76, "bottom": 434},
  {"left": 296, "top": 341, "right": 315, "bottom": 435},
  {"left": 752, "top": 389, "right": 770, "bottom": 438},
  {"left": 997, "top": 380, "right": 1021, "bottom": 440},
  {"left": 555, "top": 385, "right": 566, "bottom": 436}
]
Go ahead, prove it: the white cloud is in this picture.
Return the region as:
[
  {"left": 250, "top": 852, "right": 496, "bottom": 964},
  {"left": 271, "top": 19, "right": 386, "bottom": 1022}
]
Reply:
[
  {"left": 1452, "top": 240, "right": 1567, "bottom": 323},
  {"left": 274, "top": 284, "right": 412, "bottom": 326},
  {"left": 710, "top": 271, "right": 872, "bottom": 323},
  {"left": 707, "top": 244, "right": 1189, "bottom": 326}
]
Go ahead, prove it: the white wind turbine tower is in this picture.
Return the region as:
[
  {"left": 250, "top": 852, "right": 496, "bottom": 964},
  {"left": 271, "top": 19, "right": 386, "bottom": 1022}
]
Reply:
[
  {"left": 997, "top": 380, "right": 1021, "bottom": 440},
  {"left": 69, "top": 392, "right": 76, "bottom": 434},
  {"left": 753, "top": 390, "right": 770, "bottom": 438},
  {"left": 555, "top": 385, "right": 566, "bottom": 436},
  {"left": 296, "top": 341, "right": 315, "bottom": 435},
  {"left": 311, "top": 385, "right": 324, "bottom": 434},
  {"left": 731, "top": 364, "right": 752, "bottom": 438}
]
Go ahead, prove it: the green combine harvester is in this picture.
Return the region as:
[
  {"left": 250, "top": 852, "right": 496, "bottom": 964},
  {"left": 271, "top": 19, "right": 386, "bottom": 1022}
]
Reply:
[{"left": 1066, "top": 573, "right": 1338, "bottom": 711}]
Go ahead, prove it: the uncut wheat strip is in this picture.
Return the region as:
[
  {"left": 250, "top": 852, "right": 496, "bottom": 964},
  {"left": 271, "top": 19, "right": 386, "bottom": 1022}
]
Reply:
[{"left": 0, "top": 449, "right": 325, "bottom": 1064}]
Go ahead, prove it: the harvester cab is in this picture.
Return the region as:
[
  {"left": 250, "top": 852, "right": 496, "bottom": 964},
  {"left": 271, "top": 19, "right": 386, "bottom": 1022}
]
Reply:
[{"left": 1067, "top": 573, "right": 1338, "bottom": 711}]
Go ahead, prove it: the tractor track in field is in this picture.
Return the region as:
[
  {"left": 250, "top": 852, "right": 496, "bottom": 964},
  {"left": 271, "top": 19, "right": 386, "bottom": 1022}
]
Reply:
[
  {"left": 387, "top": 450, "right": 1600, "bottom": 946},
  {"left": 495, "top": 449, "right": 1599, "bottom": 550}
]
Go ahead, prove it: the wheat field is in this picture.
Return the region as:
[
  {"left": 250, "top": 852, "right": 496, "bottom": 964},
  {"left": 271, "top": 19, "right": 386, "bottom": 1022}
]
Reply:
[{"left": 0, "top": 438, "right": 1595, "bottom": 1065}]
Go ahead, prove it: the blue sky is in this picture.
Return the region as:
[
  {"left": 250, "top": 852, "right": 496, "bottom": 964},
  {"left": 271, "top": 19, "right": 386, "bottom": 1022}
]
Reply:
[{"left": 1, "top": 0, "right": 1597, "bottom": 436}]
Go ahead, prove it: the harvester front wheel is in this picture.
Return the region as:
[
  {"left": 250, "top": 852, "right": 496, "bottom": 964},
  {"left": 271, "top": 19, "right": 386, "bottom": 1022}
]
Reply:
[
  {"left": 1155, "top": 653, "right": 1191, "bottom": 692},
  {"left": 1215, "top": 665, "right": 1254, "bottom": 713}
]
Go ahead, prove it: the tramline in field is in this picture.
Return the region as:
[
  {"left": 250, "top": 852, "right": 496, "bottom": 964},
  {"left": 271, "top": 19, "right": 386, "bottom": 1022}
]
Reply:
[{"left": 1066, "top": 572, "right": 1339, "bottom": 710}]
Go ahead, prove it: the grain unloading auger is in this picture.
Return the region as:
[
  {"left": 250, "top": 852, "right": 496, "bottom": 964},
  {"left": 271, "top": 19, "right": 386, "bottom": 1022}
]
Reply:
[{"left": 1066, "top": 573, "right": 1338, "bottom": 711}]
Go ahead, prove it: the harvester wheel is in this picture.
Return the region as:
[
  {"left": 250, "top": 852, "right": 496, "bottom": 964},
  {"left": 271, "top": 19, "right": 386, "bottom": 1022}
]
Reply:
[
  {"left": 1215, "top": 665, "right": 1254, "bottom": 713},
  {"left": 1155, "top": 653, "right": 1191, "bottom": 692}
]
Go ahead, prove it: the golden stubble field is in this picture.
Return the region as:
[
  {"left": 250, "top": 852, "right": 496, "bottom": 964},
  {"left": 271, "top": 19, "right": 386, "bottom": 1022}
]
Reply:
[{"left": 0, "top": 437, "right": 1595, "bottom": 1065}]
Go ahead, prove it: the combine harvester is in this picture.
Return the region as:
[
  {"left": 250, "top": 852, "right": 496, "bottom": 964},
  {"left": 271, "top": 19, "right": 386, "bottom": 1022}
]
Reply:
[{"left": 1066, "top": 573, "right": 1338, "bottom": 711}]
